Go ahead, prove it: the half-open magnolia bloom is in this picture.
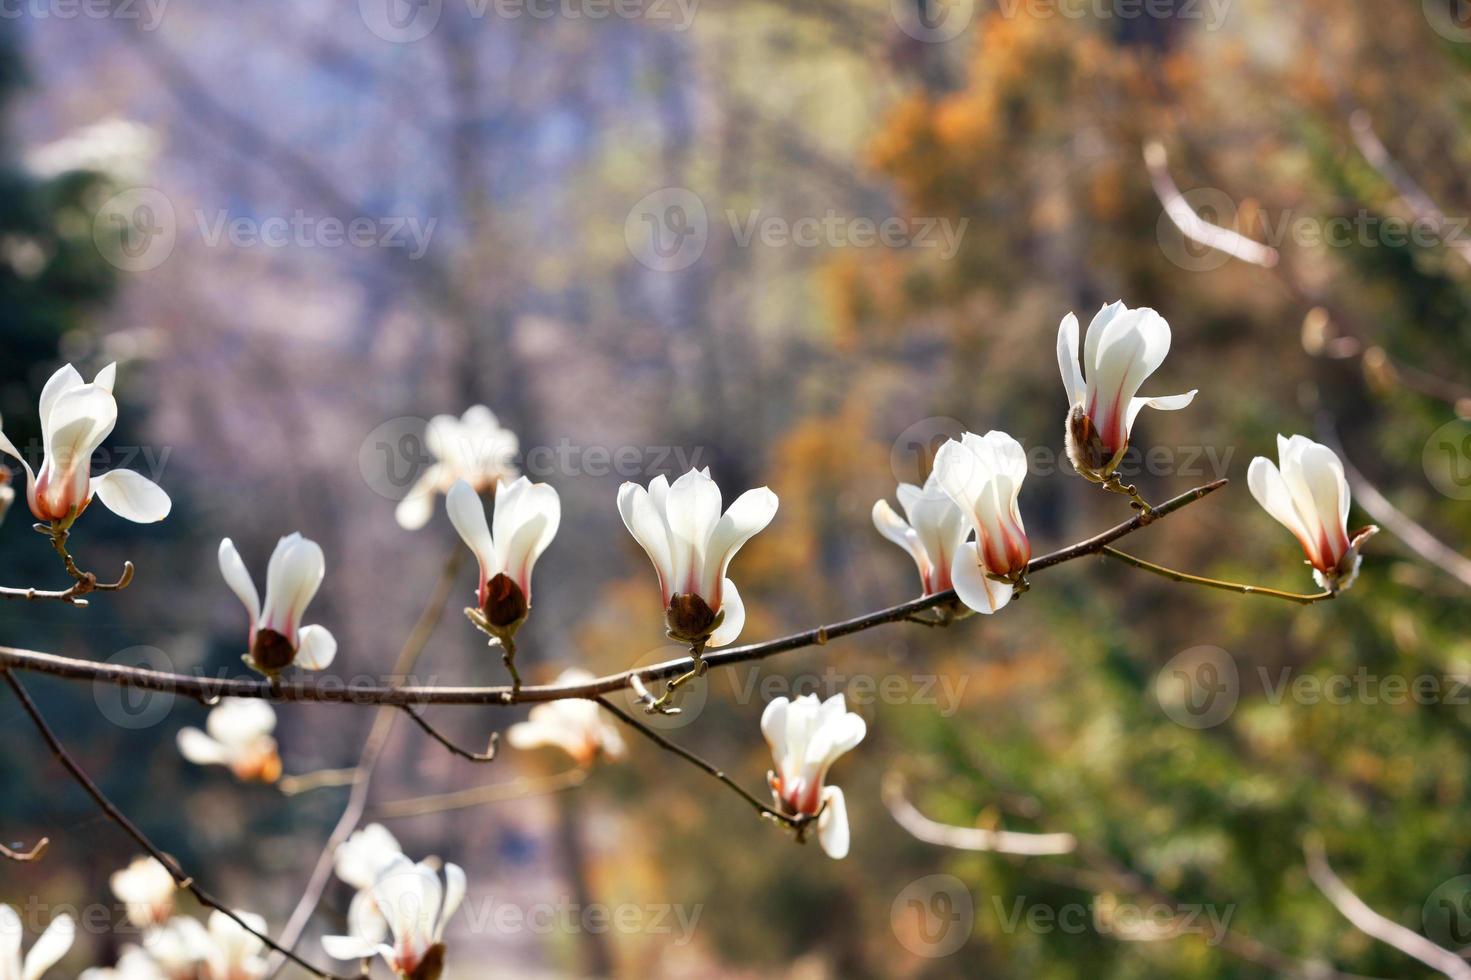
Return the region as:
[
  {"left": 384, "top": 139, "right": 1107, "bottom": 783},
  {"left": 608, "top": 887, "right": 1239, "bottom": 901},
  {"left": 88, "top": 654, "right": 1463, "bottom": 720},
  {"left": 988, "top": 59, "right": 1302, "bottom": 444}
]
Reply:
[
  {"left": 334, "top": 823, "right": 404, "bottom": 953},
  {"left": 219, "top": 534, "right": 336, "bottom": 675},
  {"left": 1057, "top": 302, "right": 1197, "bottom": 479},
  {"left": 933, "top": 432, "right": 1031, "bottom": 615},
  {"left": 199, "top": 911, "right": 267, "bottom": 980},
  {"left": 872, "top": 471, "right": 969, "bottom": 596},
  {"left": 506, "top": 668, "right": 628, "bottom": 766},
  {"left": 617, "top": 468, "right": 779, "bottom": 647},
  {"left": 110, "top": 857, "right": 176, "bottom": 929},
  {"left": 322, "top": 856, "right": 466, "bottom": 980},
  {"left": 0, "top": 363, "right": 171, "bottom": 525},
  {"left": 1248, "top": 434, "right": 1378, "bottom": 592},
  {"left": 176, "top": 699, "right": 282, "bottom": 783},
  {"left": 395, "top": 406, "right": 520, "bottom": 530},
  {"left": 446, "top": 477, "right": 560, "bottom": 640},
  {"left": 762, "top": 694, "right": 866, "bottom": 860},
  {"left": 0, "top": 905, "right": 74, "bottom": 980}
]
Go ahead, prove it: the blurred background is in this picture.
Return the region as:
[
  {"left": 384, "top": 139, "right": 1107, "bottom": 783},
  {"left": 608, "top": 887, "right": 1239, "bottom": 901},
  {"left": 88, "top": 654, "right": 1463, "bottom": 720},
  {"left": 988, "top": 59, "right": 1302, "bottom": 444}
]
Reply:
[{"left": 2, "top": 0, "right": 1471, "bottom": 976}]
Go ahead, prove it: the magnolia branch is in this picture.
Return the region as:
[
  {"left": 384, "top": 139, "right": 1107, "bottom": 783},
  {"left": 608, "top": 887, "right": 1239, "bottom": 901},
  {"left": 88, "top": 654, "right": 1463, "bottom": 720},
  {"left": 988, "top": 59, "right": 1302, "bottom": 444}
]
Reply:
[
  {"left": 0, "top": 836, "right": 48, "bottom": 862},
  {"left": 0, "top": 479, "right": 1227, "bottom": 708},
  {"left": 881, "top": 773, "right": 1077, "bottom": 855},
  {"left": 0, "top": 522, "right": 135, "bottom": 606},
  {"left": 1, "top": 670, "right": 352, "bottom": 980}
]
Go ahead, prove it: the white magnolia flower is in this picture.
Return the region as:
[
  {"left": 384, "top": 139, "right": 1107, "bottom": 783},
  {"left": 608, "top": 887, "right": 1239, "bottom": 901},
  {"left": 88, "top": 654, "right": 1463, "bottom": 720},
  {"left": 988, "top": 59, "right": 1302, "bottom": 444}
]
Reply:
[
  {"left": 0, "top": 363, "right": 171, "bottom": 525},
  {"left": 762, "top": 694, "right": 866, "bottom": 860},
  {"left": 872, "top": 470, "right": 969, "bottom": 596},
  {"left": 506, "top": 669, "right": 627, "bottom": 766},
  {"left": 110, "top": 857, "right": 176, "bottom": 929},
  {"left": 395, "top": 406, "right": 519, "bottom": 531},
  {"left": 0, "top": 905, "right": 74, "bottom": 980},
  {"left": 199, "top": 911, "right": 267, "bottom": 980},
  {"left": 139, "top": 917, "right": 209, "bottom": 980},
  {"left": 1248, "top": 434, "right": 1378, "bottom": 592},
  {"left": 322, "top": 856, "right": 466, "bottom": 980},
  {"left": 445, "top": 477, "right": 559, "bottom": 638},
  {"left": 617, "top": 468, "right": 778, "bottom": 647},
  {"left": 78, "top": 946, "right": 168, "bottom": 980},
  {"left": 334, "top": 823, "right": 404, "bottom": 952},
  {"left": 218, "top": 533, "right": 336, "bottom": 675},
  {"left": 176, "top": 699, "right": 281, "bottom": 783},
  {"left": 1057, "top": 302, "right": 1197, "bottom": 478},
  {"left": 933, "top": 432, "right": 1031, "bottom": 615}
]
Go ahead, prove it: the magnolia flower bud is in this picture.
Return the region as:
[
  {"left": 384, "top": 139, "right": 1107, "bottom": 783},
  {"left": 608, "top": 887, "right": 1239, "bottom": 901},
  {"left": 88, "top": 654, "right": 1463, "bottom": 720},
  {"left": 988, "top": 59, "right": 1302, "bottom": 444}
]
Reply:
[
  {"left": 446, "top": 477, "right": 559, "bottom": 643},
  {"left": 481, "top": 572, "right": 529, "bottom": 630},
  {"left": 219, "top": 534, "right": 336, "bottom": 677},
  {"left": 665, "top": 592, "right": 720, "bottom": 644}
]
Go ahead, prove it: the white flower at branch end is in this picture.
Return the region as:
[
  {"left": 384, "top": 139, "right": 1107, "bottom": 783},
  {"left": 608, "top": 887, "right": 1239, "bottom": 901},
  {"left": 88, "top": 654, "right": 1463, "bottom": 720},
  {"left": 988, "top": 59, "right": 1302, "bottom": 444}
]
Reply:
[
  {"left": 78, "top": 945, "right": 169, "bottom": 980},
  {"left": 506, "top": 668, "right": 628, "bottom": 766},
  {"left": 446, "top": 477, "right": 560, "bottom": 644},
  {"left": 618, "top": 468, "right": 779, "bottom": 648},
  {"left": 0, "top": 362, "right": 171, "bottom": 526},
  {"left": 218, "top": 533, "right": 336, "bottom": 676},
  {"left": 762, "top": 693, "right": 866, "bottom": 859},
  {"left": 395, "top": 406, "right": 520, "bottom": 531},
  {"left": 176, "top": 699, "right": 282, "bottom": 784},
  {"left": 322, "top": 856, "right": 466, "bottom": 980},
  {"left": 199, "top": 911, "right": 268, "bottom": 980},
  {"left": 1057, "top": 303, "right": 1197, "bottom": 481},
  {"left": 934, "top": 431, "right": 1031, "bottom": 615},
  {"left": 333, "top": 823, "right": 404, "bottom": 954},
  {"left": 0, "top": 904, "right": 74, "bottom": 980},
  {"left": 110, "top": 857, "right": 176, "bottom": 930},
  {"left": 872, "top": 470, "right": 969, "bottom": 598},
  {"left": 1249, "top": 434, "right": 1378, "bottom": 593}
]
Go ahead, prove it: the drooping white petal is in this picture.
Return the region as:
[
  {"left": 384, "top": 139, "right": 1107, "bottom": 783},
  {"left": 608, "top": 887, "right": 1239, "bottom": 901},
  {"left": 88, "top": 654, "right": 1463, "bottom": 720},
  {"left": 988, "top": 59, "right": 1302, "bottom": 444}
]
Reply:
[
  {"left": 37, "top": 364, "right": 85, "bottom": 435},
  {"left": 1056, "top": 312, "right": 1085, "bottom": 407},
  {"left": 1247, "top": 456, "right": 1309, "bottom": 546},
  {"left": 700, "top": 487, "right": 778, "bottom": 604},
  {"left": 176, "top": 728, "right": 229, "bottom": 765},
  {"left": 446, "top": 478, "right": 496, "bottom": 581},
  {"left": 217, "top": 539, "right": 261, "bottom": 631},
  {"left": 22, "top": 914, "right": 74, "bottom": 980},
  {"left": 707, "top": 577, "right": 746, "bottom": 648},
  {"left": 91, "top": 469, "right": 171, "bottom": 522},
  {"left": 321, "top": 933, "right": 380, "bottom": 962},
  {"left": 260, "top": 534, "right": 325, "bottom": 640},
  {"left": 816, "top": 786, "right": 850, "bottom": 859},
  {"left": 393, "top": 469, "right": 443, "bottom": 531},
  {"left": 1124, "top": 390, "right": 1198, "bottom": 434},
  {"left": 617, "top": 482, "right": 675, "bottom": 602},
  {"left": 206, "top": 699, "right": 276, "bottom": 746},
  {"left": 335, "top": 824, "right": 403, "bottom": 891},
  {"left": 437, "top": 864, "right": 466, "bottom": 942},
  {"left": 294, "top": 625, "right": 337, "bottom": 670},
  {"left": 872, "top": 499, "right": 930, "bottom": 586},
  {"left": 0, "top": 425, "right": 36, "bottom": 508},
  {"left": 949, "top": 543, "right": 1015, "bottom": 615}
]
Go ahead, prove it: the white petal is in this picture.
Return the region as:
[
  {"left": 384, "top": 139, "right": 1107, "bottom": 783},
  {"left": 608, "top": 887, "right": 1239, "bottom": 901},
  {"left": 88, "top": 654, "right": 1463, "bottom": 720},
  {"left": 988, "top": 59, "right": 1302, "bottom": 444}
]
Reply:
[
  {"left": 437, "top": 864, "right": 466, "bottom": 941},
  {"left": 0, "top": 425, "right": 36, "bottom": 510},
  {"left": 0, "top": 904, "right": 22, "bottom": 972},
  {"left": 1248, "top": 456, "right": 1313, "bottom": 549},
  {"left": 617, "top": 482, "right": 674, "bottom": 601},
  {"left": 321, "top": 934, "right": 379, "bottom": 962},
  {"left": 1081, "top": 301, "right": 1126, "bottom": 376},
  {"left": 294, "top": 625, "right": 337, "bottom": 670},
  {"left": 1124, "top": 390, "right": 1197, "bottom": 434},
  {"left": 176, "top": 728, "right": 229, "bottom": 766},
  {"left": 493, "top": 478, "right": 560, "bottom": 595},
  {"left": 707, "top": 577, "right": 746, "bottom": 648},
  {"left": 22, "top": 914, "right": 74, "bottom": 980},
  {"left": 816, "top": 786, "right": 850, "bottom": 859},
  {"left": 663, "top": 469, "right": 722, "bottom": 596},
  {"left": 872, "top": 499, "right": 931, "bottom": 587},
  {"left": 700, "top": 487, "right": 779, "bottom": 603},
  {"left": 446, "top": 479, "right": 496, "bottom": 574},
  {"left": 393, "top": 471, "right": 442, "bottom": 531},
  {"left": 37, "top": 364, "right": 85, "bottom": 435},
  {"left": 760, "top": 697, "right": 790, "bottom": 765},
  {"left": 950, "top": 543, "right": 1015, "bottom": 615},
  {"left": 345, "top": 889, "right": 388, "bottom": 946},
  {"left": 372, "top": 858, "right": 436, "bottom": 949},
  {"left": 206, "top": 698, "right": 276, "bottom": 746},
  {"left": 91, "top": 469, "right": 171, "bottom": 523},
  {"left": 217, "top": 539, "right": 261, "bottom": 628},
  {"left": 92, "top": 362, "right": 117, "bottom": 393},
  {"left": 260, "top": 534, "right": 325, "bottom": 640},
  {"left": 335, "top": 824, "right": 403, "bottom": 892},
  {"left": 1056, "top": 312, "right": 1085, "bottom": 406}
]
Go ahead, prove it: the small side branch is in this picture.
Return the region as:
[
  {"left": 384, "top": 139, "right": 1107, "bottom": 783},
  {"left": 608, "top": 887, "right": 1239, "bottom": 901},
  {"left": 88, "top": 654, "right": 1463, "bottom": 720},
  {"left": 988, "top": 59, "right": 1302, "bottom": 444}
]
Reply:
[
  {"left": 1, "top": 670, "right": 351, "bottom": 980},
  {"left": 371, "top": 768, "right": 588, "bottom": 820},
  {"left": 882, "top": 773, "right": 1077, "bottom": 856},
  {"left": 1100, "top": 547, "right": 1334, "bottom": 605},
  {"left": 0, "top": 836, "right": 49, "bottom": 862},
  {"left": 1304, "top": 835, "right": 1471, "bottom": 980},
  {"left": 399, "top": 706, "right": 498, "bottom": 763}
]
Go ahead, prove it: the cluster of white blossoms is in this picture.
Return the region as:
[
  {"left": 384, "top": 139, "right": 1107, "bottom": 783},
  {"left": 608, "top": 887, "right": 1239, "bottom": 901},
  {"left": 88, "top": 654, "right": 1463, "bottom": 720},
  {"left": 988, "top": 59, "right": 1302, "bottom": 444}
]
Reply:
[{"left": 77, "top": 856, "right": 270, "bottom": 980}]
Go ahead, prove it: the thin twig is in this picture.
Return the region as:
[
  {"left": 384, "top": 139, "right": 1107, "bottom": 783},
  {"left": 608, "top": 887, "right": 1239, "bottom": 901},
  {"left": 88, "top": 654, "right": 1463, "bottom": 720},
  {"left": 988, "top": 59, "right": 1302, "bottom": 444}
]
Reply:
[
  {"left": 371, "top": 768, "right": 588, "bottom": 820},
  {"left": 0, "top": 837, "right": 49, "bottom": 862},
  {"left": 1304, "top": 834, "right": 1471, "bottom": 980},
  {"left": 278, "top": 768, "right": 360, "bottom": 797},
  {"left": 1100, "top": 547, "right": 1334, "bottom": 605},
  {"left": 1, "top": 670, "right": 351, "bottom": 980},
  {"left": 398, "top": 706, "right": 498, "bottom": 763},
  {"left": 594, "top": 695, "right": 798, "bottom": 828},
  {"left": 882, "top": 772, "right": 1077, "bottom": 855},
  {"left": 0, "top": 480, "right": 1227, "bottom": 708},
  {"left": 0, "top": 523, "right": 135, "bottom": 605}
]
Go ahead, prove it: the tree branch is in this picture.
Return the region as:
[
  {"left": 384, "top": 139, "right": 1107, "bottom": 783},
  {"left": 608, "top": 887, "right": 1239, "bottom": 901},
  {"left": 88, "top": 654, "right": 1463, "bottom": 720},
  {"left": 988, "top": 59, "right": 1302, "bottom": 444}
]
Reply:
[
  {"left": 0, "top": 836, "right": 48, "bottom": 862},
  {"left": 882, "top": 772, "right": 1077, "bottom": 855}
]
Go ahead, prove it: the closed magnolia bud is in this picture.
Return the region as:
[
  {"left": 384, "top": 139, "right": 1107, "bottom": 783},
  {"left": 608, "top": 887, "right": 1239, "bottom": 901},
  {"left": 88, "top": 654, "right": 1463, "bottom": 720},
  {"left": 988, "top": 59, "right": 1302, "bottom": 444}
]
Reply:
[
  {"left": 482, "top": 572, "right": 529, "bottom": 630},
  {"left": 665, "top": 592, "right": 719, "bottom": 644}
]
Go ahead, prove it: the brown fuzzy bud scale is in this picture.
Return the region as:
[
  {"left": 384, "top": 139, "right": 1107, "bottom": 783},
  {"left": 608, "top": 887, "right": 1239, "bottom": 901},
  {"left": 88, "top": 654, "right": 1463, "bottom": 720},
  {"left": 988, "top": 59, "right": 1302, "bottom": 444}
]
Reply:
[
  {"left": 250, "top": 628, "right": 296, "bottom": 673},
  {"left": 482, "top": 573, "right": 529, "bottom": 629},
  {"left": 409, "top": 944, "right": 446, "bottom": 980},
  {"left": 665, "top": 592, "right": 718, "bottom": 643}
]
